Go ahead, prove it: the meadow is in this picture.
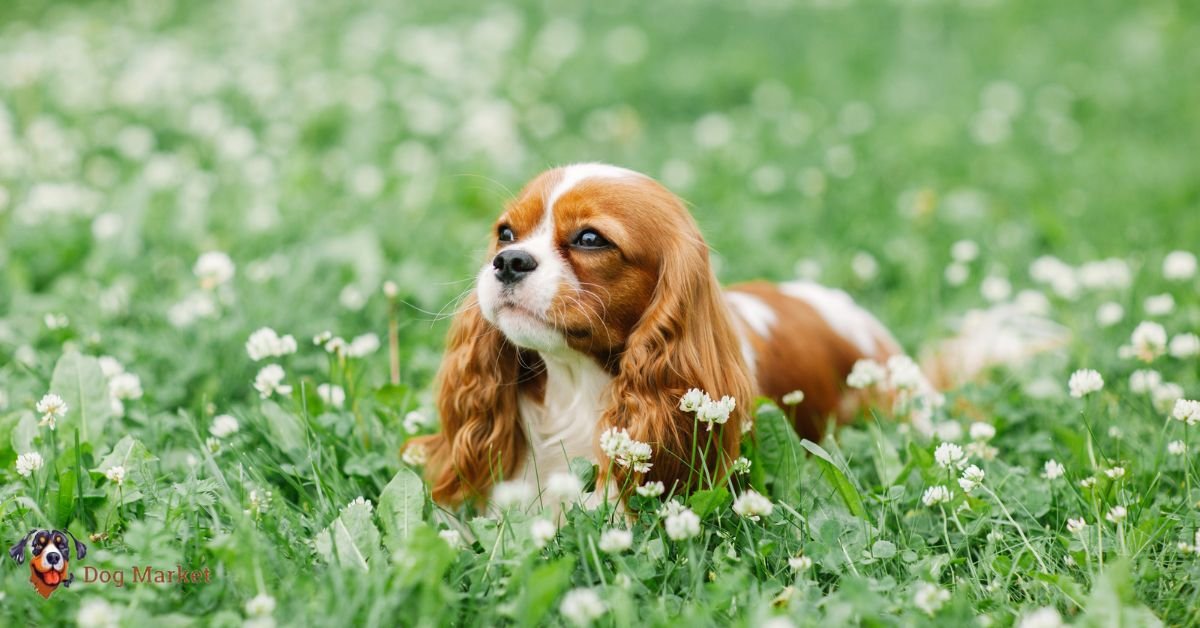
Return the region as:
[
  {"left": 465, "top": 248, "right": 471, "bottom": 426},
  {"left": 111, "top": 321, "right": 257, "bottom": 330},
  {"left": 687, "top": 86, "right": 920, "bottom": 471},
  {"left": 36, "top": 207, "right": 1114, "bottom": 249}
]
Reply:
[{"left": 1, "top": 0, "right": 1199, "bottom": 625}]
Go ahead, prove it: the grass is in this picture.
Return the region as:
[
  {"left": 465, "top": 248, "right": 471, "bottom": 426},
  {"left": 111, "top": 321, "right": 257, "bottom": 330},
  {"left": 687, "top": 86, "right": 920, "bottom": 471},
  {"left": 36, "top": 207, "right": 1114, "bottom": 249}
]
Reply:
[{"left": 1, "top": 0, "right": 1199, "bottom": 625}]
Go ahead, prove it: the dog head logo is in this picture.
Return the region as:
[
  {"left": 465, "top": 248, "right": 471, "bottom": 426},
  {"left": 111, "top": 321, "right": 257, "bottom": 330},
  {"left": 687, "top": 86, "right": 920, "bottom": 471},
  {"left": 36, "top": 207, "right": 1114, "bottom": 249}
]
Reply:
[{"left": 9, "top": 529, "right": 87, "bottom": 599}]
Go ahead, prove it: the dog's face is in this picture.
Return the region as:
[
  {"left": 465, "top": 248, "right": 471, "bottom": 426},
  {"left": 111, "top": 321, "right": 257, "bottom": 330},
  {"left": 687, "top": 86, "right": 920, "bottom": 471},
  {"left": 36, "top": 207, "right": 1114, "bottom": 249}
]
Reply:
[
  {"left": 476, "top": 164, "right": 697, "bottom": 360},
  {"left": 11, "top": 529, "right": 73, "bottom": 591}
]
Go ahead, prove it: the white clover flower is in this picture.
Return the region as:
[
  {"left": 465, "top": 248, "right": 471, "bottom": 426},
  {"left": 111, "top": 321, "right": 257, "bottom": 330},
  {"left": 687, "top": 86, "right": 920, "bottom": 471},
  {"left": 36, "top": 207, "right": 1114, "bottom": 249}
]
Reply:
[
  {"left": 1129, "top": 321, "right": 1168, "bottom": 362},
  {"left": 847, "top": 359, "right": 887, "bottom": 389},
  {"left": 560, "top": 588, "right": 605, "bottom": 626},
  {"left": 1104, "top": 466, "right": 1126, "bottom": 480},
  {"left": 492, "top": 480, "right": 534, "bottom": 510},
  {"left": 658, "top": 499, "right": 687, "bottom": 518},
  {"left": 679, "top": 388, "right": 709, "bottom": 412},
  {"left": 934, "top": 442, "right": 967, "bottom": 470},
  {"left": 245, "top": 327, "right": 297, "bottom": 361},
  {"left": 1066, "top": 518, "right": 1087, "bottom": 534},
  {"left": 245, "top": 489, "right": 272, "bottom": 517},
  {"left": 210, "top": 414, "right": 239, "bottom": 438},
  {"left": 598, "top": 427, "right": 653, "bottom": 473},
  {"left": 36, "top": 393, "right": 68, "bottom": 430},
  {"left": 1173, "top": 399, "right": 1200, "bottom": 426},
  {"left": 347, "top": 333, "right": 381, "bottom": 358},
  {"left": 913, "top": 582, "right": 950, "bottom": 616},
  {"left": 696, "top": 395, "right": 736, "bottom": 430},
  {"left": 317, "top": 384, "right": 346, "bottom": 409},
  {"left": 530, "top": 518, "right": 557, "bottom": 548},
  {"left": 944, "top": 262, "right": 969, "bottom": 286},
  {"left": 1109, "top": 426, "right": 1124, "bottom": 439},
  {"left": 636, "top": 480, "right": 665, "bottom": 498},
  {"left": 788, "top": 555, "right": 814, "bottom": 571},
  {"left": 1129, "top": 369, "right": 1162, "bottom": 394},
  {"left": 1163, "top": 250, "right": 1197, "bottom": 280},
  {"left": 932, "top": 421, "right": 963, "bottom": 443},
  {"left": 781, "top": 390, "right": 805, "bottom": 405},
  {"left": 886, "top": 355, "right": 925, "bottom": 390},
  {"left": 383, "top": 281, "right": 399, "bottom": 298},
  {"left": 922, "top": 485, "right": 952, "bottom": 507},
  {"left": 103, "top": 464, "right": 127, "bottom": 485},
  {"left": 965, "top": 441, "right": 998, "bottom": 462},
  {"left": 1170, "top": 333, "right": 1200, "bottom": 359},
  {"left": 77, "top": 597, "right": 120, "bottom": 628},
  {"left": 1017, "top": 607, "right": 1064, "bottom": 628},
  {"left": 167, "top": 292, "right": 217, "bottom": 328},
  {"left": 851, "top": 251, "right": 879, "bottom": 281},
  {"left": 1143, "top": 294, "right": 1175, "bottom": 317},
  {"left": 194, "top": 251, "right": 235, "bottom": 290},
  {"left": 206, "top": 437, "right": 221, "bottom": 454},
  {"left": 958, "top": 465, "right": 985, "bottom": 493},
  {"left": 401, "top": 443, "right": 428, "bottom": 467},
  {"left": 1042, "top": 459, "right": 1065, "bottom": 480},
  {"left": 245, "top": 592, "right": 276, "bottom": 617},
  {"left": 598, "top": 528, "right": 633, "bottom": 553},
  {"left": 439, "top": 529, "right": 463, "bottom": 550},
  {"left": 546, "top": 472, "right": 583, "bottom": 502},
  {"left": 403, "top": 411, "right": 431, "bottom": 434},
  {"left": 1079, "top": 476, "right": 1097, "bottom": 489},
  {"left": 253, "top": 364, "right": 292, "bottom": 399},
  {"left": 731, "top": 456, "right": 752, "bottom": 475},
  {"left": 313, "top": 331, "right": 333, "bottom": 346},
  {"left": 951, "top": 239, "right": 979, "bottom": 263},
  {"left": 968, "top": 422, "right": 996, "bottom": 442},
  {"left": 1067, "top": 369, "right": 1103, "bottom": 398},
  {"left": 16, "top": 452, "right": 44, "bottom": 477},
  {"left": 664, "top": 507, "right": 701, "bottom": 540},
  {"left": 981, "top": 275, "right": 1012, "bottom": 303},
  {"left": 732, "top": 490, "right": 774, "bottom": 521},
  {"left": 1105, "top": 506, "right": 1127, "bottom": 524},
  {"left": 98, "top": 356, "right": 125, "bottom": 378},
  {"left": 1096, "top": 302, "right": 1124, "bottom": 328},
  {"left": 108, "top": 372, "right": 143, "bottom": 401},
  {"left": 1167, "top": 440, "right": 1187, "bottom": 456}
]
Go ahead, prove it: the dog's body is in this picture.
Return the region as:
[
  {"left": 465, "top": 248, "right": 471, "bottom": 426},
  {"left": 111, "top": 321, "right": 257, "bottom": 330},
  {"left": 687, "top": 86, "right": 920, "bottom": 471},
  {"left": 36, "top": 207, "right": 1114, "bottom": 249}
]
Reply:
[
  {"left": 412, "top": 163, "right": 1059, "bottom": 508},
  {"left": 9, "top": 529, "right": 86, "bottom": 599}
]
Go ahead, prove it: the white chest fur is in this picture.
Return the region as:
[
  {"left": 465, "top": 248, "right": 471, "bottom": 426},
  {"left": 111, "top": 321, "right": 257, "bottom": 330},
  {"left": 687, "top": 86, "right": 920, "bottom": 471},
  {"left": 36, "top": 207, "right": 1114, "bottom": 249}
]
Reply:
[{"left": 513, "top": 351, "right": 613, "bottom": 492}]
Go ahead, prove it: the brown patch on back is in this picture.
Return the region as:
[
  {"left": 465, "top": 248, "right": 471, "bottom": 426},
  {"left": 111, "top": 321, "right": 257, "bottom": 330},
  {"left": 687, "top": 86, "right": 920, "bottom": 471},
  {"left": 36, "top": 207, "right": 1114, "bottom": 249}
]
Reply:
[{"left": 728, "top": 281, "right": 898, "bottom": 441}]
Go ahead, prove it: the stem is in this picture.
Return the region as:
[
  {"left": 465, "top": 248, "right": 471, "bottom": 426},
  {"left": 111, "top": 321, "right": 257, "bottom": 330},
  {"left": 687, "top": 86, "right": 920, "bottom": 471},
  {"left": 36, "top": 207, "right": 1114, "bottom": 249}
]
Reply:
[{"left": 981, "top": 485, "right": 1049, "bottom": 572}]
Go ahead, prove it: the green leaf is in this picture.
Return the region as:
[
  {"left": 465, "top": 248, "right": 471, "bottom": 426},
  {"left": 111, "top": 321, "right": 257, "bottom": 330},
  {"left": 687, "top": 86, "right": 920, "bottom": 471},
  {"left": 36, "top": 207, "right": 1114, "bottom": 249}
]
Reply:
[
  {"left": 870, "top": 539, "right": 896, "bottom": 559},
  {"left": 517, "top": 557, "right": 574, "bottom": 626},
  {"left": 569, "top": 457, "right": 597, "bottom": 492},
  {"left": 867, "top": 424, "right": 903, "bottom": 487},
  {"left": 260, "top": 400, "right": 307, "bottom": 455},
  {"left": 688, "top": 488, "right": 731, "bottom": 518},
  {"left": 378, "top": 467, "right": 428, "bottom": 554},
  {"left": 314, "top": 498, "right": 381, "bottom": 571},
  {"left": 1078, "top": 559, "right": 1164, "bottom": 627},
  {"left": 754, "top": 401, "right": 805, "bottom": 503},
  {"left": 53, "top": 469, "right": 77, "bottom": 526},
  {"left": 800, "top": 439, "right": 868, "bottom": 520},
  {"left": 93, "top": 435, "right": 156, "bottom": 479},
  {"left": 49, "top": 351, "right": 114, "bottom": 445}
]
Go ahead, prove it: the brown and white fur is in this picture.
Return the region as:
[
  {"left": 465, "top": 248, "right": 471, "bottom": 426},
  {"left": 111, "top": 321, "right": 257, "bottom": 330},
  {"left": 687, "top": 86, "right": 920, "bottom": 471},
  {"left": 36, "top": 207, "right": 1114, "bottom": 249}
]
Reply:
[{"left": 409, "top": 163, "right": 1061, "bottom": 508}]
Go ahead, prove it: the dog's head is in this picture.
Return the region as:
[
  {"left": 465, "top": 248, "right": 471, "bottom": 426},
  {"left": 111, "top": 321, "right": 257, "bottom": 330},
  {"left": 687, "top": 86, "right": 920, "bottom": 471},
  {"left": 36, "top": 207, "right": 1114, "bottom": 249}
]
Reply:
[
  {"left": 414, "top": 163, "right": 753, "bottom": 504},
  {"left": 10, "top": 528, "right": 86, "bottom": 586}
]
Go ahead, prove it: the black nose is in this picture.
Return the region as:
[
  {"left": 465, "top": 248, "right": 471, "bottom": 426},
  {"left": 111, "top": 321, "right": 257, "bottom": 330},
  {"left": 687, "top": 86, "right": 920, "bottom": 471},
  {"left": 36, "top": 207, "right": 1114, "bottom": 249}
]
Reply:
[
  {"left": 493, "top": 249, "right": 538, "bottom": 284},
  {"left": 46, "top": 552, "right": 60, "bottom": 565}
]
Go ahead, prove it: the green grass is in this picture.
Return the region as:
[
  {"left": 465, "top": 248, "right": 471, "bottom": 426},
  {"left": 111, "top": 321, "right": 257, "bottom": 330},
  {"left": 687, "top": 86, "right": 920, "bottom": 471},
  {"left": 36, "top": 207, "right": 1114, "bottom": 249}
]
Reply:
[{"left": 2, "top": 0, "right": 1199, "bottom": 625}]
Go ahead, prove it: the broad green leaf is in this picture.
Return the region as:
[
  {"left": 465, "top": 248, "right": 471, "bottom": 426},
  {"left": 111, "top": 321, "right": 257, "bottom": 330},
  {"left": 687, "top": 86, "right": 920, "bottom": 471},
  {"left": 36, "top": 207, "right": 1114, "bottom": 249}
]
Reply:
[
  {"left": 871, "top": 539, "right": 896, "bottom": 559},
  {"left": 378, "top": 467, "right": 428, "bottom": 554},
  {"left": 260, "top": 400, "right": 306, "bottom": 455},
  {"left": 867, "top": 423, "right": 903, "bottom": 487},
  {"left": 516, "top": 557, "right": 574, "bottom": 626},
  {"left": 800, "top": 439, "right": 867, "bottom": 520},
  {"left": 92, "top": 435, "right": 156, "bottom": 480},
  {"left": 688, "top": 488, "right": 731, "bottom": 518},
  {"left": 49, "top": 351, "right": 114, "bottom": 445},
  {"left": 753, "top": 401, "right": 805, "bottom": 503},
  {"left": 1078, "top": 559, "right": 1164, "bottom": 627},
  {"left": 314, "top": 498, "right": 381, "bottom": 571},
  {"left": 53, "top": 469, "right": 76, "bottom": 526}
]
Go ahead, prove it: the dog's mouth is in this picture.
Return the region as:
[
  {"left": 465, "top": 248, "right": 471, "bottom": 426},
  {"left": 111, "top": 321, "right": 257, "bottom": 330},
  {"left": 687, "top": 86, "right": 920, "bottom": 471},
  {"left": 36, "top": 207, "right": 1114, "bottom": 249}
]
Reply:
[{"left": 34, "top": 565, "right": 63, "bottom": 585}]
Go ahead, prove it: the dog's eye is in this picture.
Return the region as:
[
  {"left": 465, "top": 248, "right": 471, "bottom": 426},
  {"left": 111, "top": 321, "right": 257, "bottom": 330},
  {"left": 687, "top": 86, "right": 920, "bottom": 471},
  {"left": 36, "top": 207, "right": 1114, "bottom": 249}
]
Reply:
[
  {"left": 498, "top": 226, "right": 515, "bottom": 243},
  {"left": 572, "top": 229, "right": 610, "bottom": 249}
]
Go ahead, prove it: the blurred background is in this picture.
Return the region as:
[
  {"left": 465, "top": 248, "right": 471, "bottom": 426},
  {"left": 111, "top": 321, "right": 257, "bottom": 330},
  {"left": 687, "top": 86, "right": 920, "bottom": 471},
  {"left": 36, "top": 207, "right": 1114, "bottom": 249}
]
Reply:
[{"left": 1, "top": 0, "right": 1197, "bottom": 408}]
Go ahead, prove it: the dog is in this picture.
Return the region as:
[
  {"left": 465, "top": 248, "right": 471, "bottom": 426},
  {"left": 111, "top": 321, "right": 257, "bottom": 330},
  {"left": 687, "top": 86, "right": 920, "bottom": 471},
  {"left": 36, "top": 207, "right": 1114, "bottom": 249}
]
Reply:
[
  {"left": 9, "top": 528, "right": 87, "bottom": 599},
  {"left": 409, "top": 163, "right": 1063, "bottom": 508}
]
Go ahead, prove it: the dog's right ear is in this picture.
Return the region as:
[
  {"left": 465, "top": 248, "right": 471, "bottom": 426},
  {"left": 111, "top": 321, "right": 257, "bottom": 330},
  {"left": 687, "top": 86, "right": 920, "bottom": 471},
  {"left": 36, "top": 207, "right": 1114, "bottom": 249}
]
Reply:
[{"left": 9, "top": 530, "right": 37, "bottom": 564}]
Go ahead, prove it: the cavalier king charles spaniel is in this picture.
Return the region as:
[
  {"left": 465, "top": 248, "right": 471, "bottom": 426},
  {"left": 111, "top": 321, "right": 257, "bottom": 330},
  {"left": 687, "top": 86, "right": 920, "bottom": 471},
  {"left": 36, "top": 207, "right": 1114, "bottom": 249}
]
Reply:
[{"left": 411, "top": 163, "right": 1062, "bottom": 508}]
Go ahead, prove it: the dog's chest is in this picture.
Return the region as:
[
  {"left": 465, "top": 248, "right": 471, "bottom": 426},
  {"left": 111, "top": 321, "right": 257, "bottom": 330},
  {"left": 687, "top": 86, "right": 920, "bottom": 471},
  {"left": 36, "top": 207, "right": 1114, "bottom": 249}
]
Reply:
[{"left": 513, "top": 354, "right": 613, "bottom": 489}]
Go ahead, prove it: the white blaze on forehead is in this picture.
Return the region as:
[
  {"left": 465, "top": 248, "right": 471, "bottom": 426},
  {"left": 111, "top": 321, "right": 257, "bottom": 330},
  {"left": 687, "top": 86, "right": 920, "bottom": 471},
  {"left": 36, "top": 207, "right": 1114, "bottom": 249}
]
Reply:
[
  {"left": 543, "top": 163, "right": 643, "bottom": 215},
  {"left": 780, "top": 280, "right": 899, "bottom": 357}
]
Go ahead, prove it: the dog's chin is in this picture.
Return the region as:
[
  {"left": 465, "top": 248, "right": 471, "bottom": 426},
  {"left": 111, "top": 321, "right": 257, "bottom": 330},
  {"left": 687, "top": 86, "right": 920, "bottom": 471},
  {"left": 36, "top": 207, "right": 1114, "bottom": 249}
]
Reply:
[{"left": 493, "top": 305, "right": 568, "bottom": 354}]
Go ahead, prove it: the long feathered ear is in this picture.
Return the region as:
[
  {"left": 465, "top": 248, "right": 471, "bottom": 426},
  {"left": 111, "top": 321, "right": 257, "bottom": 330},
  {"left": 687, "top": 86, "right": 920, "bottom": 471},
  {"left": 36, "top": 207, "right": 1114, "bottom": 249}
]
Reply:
[
  {"left": 599, "top": 225, "right": 755, "bottom": 497},
  {"left": 406, "top": 294, "right": 529, "bottom": 506},
  {"left": 9, "top": 530, "right": 36, "bottom": 564}
]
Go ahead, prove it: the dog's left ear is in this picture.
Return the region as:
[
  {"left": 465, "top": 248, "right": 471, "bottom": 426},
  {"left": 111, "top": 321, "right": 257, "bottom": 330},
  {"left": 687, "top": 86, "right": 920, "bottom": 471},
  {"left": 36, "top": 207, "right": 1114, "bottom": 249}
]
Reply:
[
  {"left": 63, "top": 530, "right": 87, "bottom": 560},
  {"left": 9, "top": 530, "right": 37, "bottom": 564}
]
